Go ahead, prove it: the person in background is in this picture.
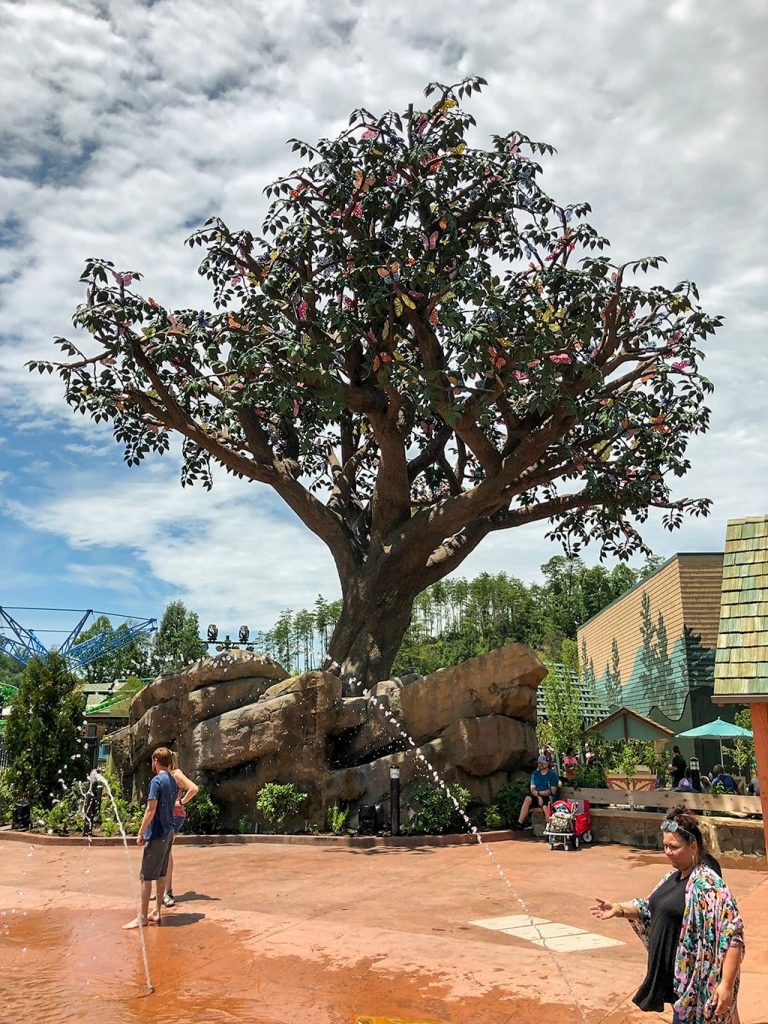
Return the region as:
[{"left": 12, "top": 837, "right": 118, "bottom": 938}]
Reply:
[
  {"left": 590, "top": 806, "right": 744, "bottom": 1023},
  {"left": 161, "top": 751, "right": 200, "bottom": 908},
  {"left": 673, "top": 770, "right": 693, "bottom": 793},
  {"left": 124, "top": 747, "right": 178, "bottom": 929},
  {"left": 747, "top": 774, "right": 760, "bottom": 797},
  {"left": 710, "top": 765, "right": 738, "bottom": 794},
  {"left": 516, "top": 754, "right": 559, "bottom": 829},
  {"left": 561, "top": 746, "right": 579, "bottom": 786},
  {"left": 668, "top": 745, "right": 687, "bottom": 788}
]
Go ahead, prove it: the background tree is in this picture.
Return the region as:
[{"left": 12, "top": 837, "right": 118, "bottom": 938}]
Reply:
[
  {"left": 74, "top": 614, "right": 152, "bottom": 690},
  {"left": 153, "top": 599, "right": 207, "bottom": 673},
  {"left": 4, "top": 653, "right": 85, "bottom": 808},
  {"left": 37, "top": 78, "right": 719, "bottom": 687}
]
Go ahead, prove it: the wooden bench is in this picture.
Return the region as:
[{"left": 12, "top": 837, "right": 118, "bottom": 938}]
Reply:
[{"left": 562, "top": 787, "right": 762, "bottom": 817}]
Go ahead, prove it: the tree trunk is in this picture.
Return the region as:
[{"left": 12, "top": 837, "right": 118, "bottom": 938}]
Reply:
[{"left": 325, "top": 577, "right": 415, "bottom": 692}]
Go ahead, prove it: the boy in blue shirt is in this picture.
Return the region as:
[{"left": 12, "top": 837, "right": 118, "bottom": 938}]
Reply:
[
  {"left": 515, "top": 754, "right": 560, "bottom": 829},
  {"left": 123, "top": 746, "right": 178, "bottom": 929}
]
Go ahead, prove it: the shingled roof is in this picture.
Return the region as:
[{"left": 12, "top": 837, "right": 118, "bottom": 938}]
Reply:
[{"left": 713, "top": 516, "right": 768, "bottom": 702}]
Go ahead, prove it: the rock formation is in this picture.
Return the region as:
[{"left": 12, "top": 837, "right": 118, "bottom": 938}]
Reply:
[{"left": 110, "top": 643, "right": 546, "bottom": 829}]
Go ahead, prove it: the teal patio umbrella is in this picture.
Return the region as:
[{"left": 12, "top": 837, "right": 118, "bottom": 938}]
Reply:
[{"left": 676, "top": 718, "right": 753, "bottom": 766}]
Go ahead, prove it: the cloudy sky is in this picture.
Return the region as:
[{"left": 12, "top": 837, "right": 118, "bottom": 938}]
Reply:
[{"left": 0, "top": 0, "right": 765, "bottom": 644}]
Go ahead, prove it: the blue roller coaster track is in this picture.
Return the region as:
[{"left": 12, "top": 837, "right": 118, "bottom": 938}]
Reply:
[{"left": 0, "top": 606, "right": 157, "bottom": 672}]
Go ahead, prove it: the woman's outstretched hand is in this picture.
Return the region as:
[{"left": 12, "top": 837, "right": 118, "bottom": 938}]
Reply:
[
  {"left": 708, "top": 980, "right": 734, "bottom": 1017},
  {"left": 590, "top": 897, "right": 619, "bottom": 920}
]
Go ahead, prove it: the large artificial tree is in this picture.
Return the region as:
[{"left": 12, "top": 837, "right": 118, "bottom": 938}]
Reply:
[{"left": 35, "top": 79, "right": 720, "bottom": 687}]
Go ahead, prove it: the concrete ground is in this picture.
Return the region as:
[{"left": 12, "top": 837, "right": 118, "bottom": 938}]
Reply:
[{"left": 0, "top": 834, "right": 766, "bottom": 1024}]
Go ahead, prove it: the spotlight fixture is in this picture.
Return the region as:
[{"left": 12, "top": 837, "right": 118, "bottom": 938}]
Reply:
[
  {"left": 207, "top": 624, "right": 218, "bottom": 642},
  {"left": 238, "top": 625, "right": 250, "bottom": 643}
]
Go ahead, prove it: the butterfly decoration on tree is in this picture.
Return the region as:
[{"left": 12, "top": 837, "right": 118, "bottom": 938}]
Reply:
[{"left": 377, "top": 261, "right": 400, "bottom": 284}]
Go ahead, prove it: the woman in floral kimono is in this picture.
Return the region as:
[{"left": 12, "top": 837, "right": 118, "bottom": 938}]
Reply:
[{"left": 590, "top": 807, "right": 744, "bottom": 1024}]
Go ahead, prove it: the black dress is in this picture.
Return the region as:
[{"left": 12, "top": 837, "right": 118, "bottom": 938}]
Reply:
[{"left": 633, "top": 870, "right": 687, "bottom": 1012}]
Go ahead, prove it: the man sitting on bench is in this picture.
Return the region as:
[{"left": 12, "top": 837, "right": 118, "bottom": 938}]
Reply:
[{"left": 516, "top": 754, "right": 559, "bottom": 829}]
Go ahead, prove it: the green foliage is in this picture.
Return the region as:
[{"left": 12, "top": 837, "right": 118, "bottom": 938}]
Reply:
[
  {"left": 409, "top": 781, "right": 470, "bottom": 835},
  {"left": 0, "top": 771, "right": 14, "bottom": 824},
  {"left": 39, "top": 78, "right": 719, "bottom": 686},
  {"left": 572, "top": 763, "right": 606, "bottom": 788},
  {"left": 255, "top": 782, "right": 307, "bottom": 833},
  {"left": 153, "top": 600, "right": 207, "bottom": 673},
  {"left": 326, "top": 804, "right": 348, "bottom": 835},
  {"left": 539, "top": 663, "right": 583, "bottom": 754},
  {"left": 484, "top": 804, "right": 502, "bottom": 830},
  {"left": 237, "top": 815, "right": 252, "bottom": 835},
  {"left": 728, "top": 708, "right": 755, "bottom": 775},
  {"left": 183, "top": 790, "right": 222, "bottom": 834},
  {"left": 0, "top": 652, "right": 24, "bottom": 692},
  {"left": 44, "top": 789, "right": 85, "bottom": 836},
  {"left": 606, "top": 740, "right": 654, "bottom": 781},
  {"left": 99, "top": 763, "right": 144, "bottom": 836},
  {"left": 74, "top": 615, "right": 152, "bottom": 690},
  {"left": 4, "top": 653, "right": 85, "bottom": 809},
  {"left": 495, "top": 778, "right": 531, "bottom": 826}
]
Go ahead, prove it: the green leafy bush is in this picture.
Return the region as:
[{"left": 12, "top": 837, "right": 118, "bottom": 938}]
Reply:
[
  {"left": 573, "top": 763, "right": 606, "bottom": 788},
  {"left": 98, "top": 764, "right": 143, "bottom": 836},
  {"left": 237, "top": 815, "right": 252, "bottom": 835},
  {"left": 327, "top": 804, "right": 348, "bottom": 835},
  {"left": 484, "top": 804, "right": 502, "bottom": 830},
  {"left": 0, "top": 771, "right": 14, "bottom": 824},
  {"left": 255, "top": 782, "right": 307, "bottom": 833},
  {"left": 495, "top": 778, "right": 531, "bottom": 826},
  {"left": 44, "top": 789, "right": 84, "bottom": 836},
  {"left": 410, "top": 782, "right": 470, "bottom": 835},
  {"left": 183, "top": 791, "right": 222, "bottom": 834}
]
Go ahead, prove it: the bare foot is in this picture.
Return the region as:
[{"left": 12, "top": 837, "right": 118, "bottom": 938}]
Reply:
[
  {"left": 123, "top": 916, "right": 148, "bottom": 930},
  {"left": 148, "top": 911, "right": 161, "bottom": 926}
]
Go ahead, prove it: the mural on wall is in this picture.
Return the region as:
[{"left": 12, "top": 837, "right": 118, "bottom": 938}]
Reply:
[{"left": 588, "top": 603, "right": 712, "bottom": 724}]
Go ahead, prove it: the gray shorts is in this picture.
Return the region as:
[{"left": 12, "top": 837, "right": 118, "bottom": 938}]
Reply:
[{"left": 140, "top": 831, "right": 174, "bottom": 881}]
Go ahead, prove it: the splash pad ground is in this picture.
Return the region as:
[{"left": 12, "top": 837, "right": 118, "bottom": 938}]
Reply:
[{"left": 1, "top": 835, "right": 766, "bottom": 1024}]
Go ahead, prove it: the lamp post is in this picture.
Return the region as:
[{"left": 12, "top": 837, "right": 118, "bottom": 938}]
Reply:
[
  {"left": 389, "top": 765, "right": 401, "bottom": 836},
  {"left": 689, "top": 755, "right": 701, "bottom": 792}
]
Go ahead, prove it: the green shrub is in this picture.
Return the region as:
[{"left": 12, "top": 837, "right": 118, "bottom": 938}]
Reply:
[
  {"left": 410, "top": 782, "right": 470, "bottom": 835},
  {"left": 0, "top": 771, "right": 14, "bottom": 824},
  {"left": 327, "top": 804, "right": 348, "bottom": 835},
  {"left": 183, "top": 791, "right": 222, "bottom": 834},
  {"left": 44, "top": 789, "right": 84, "bottom": 836},
  {"left": 484, "top": 804, "right": 502, "bottom": 830},
  {"left": 573, "top": 763, "right": 606, "bottom": 788},
  {"left": 255, "top": 782, "right": 307, "bottom": 833},
  {"left": 237, "top": 815, "right": 252, "bottom": 835},
  {"left": 98, "top": 764, "right": 143, "bottom": 835},
  {"left": 495, "top": 778, "right": 531, "bottom": 826}
]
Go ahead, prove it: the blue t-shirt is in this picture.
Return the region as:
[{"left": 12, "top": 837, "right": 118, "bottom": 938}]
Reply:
[
  {"left": 530, "top": 769, "right": 559, "bottom": 794},
  {"left": 145, "top": 770, "right": 178, "bottom": 840},
  {"left": 711, "top": 773, "right": 737, "bottom": 793}
]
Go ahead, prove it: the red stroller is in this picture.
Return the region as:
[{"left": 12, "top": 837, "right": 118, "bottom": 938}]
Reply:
[{"left": 543, "top": 797, "right": 593, "bottom": 851}]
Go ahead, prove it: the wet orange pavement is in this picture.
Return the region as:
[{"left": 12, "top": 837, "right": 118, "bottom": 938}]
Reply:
[{"left": 1, "top": 835, "right": 766, "bottom": 1024}]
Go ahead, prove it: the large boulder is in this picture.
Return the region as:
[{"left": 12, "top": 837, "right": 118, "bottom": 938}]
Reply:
[{"left": 113, "top": 643, "right": 547, "bottom": 828}]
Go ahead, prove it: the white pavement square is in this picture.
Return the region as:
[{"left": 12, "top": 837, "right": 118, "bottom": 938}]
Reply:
[{"left": 470, "top": 913, "right": 624, "bottom": 953}]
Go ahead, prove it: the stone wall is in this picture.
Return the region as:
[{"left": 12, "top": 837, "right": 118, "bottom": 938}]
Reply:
[{"left": 112, "top": 643, "right": 546, "bottom": 829}]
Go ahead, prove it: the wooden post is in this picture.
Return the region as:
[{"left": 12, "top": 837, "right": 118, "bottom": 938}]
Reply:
[{"left": 750, "top": 702, "right": 768, "bottom": 858}]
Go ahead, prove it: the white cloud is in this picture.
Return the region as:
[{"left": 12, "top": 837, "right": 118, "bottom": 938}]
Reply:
[{"left": 4, "top": 463, "right": 338, "bottom": 627}]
